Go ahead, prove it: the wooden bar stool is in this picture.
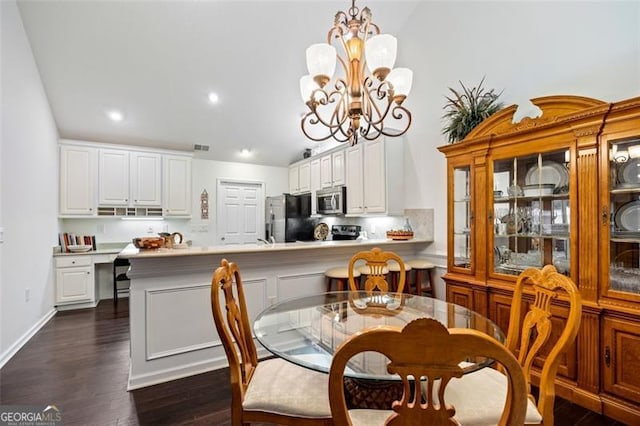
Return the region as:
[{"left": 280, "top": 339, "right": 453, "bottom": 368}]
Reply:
[
  {"left": 388, "top": 262, "right": 412, "bottom": 293},
  {"left": 407, "top": 259, "right": 435, "bottom": 297},
  {"left": 325, "top": 267, "right": 360, "bottom": 292}
]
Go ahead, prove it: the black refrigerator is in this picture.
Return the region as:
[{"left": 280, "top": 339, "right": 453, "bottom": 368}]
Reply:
[{"left": 265, "top": 193, "right": 315, "bottom": 242}]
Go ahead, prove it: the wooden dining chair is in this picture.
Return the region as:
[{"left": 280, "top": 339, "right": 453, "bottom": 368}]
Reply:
[
  {"left": 210, "top": 258, "right": 333, "bottom": 426},
  {"left": 445, "top": 265, "right": 582, "bottom": 426},
  {"left": 348, "top": 247, "right": 406, "bottom": 293},
  {"left": 328, "top": 317, "right": 528, "bottom": 425}
]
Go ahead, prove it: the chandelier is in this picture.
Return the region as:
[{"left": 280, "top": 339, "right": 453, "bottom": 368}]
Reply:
[{"left": 299, "top": 0, "right": 413, "bottom": 145}]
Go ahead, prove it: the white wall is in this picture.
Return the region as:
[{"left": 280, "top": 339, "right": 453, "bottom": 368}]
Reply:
[
  {"left": 1, "top": 0, "right": 59, "bottom": 364},
  {"left": 399, "top": 0, "right": 640, "bottom": 256},
  {"left": 190, "top": 158, "right": 288, "bottom": 246}
]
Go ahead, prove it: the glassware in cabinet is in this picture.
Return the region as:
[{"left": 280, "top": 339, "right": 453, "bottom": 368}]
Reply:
[
  {"left": 453, "top": 166, "right": 472, "bottom": 269},
  {"left": 491, "top": 151, "right": 571, "bottom": 277},
  {"left": 608, "top": 137, "right": 640, "bottom": 294}
]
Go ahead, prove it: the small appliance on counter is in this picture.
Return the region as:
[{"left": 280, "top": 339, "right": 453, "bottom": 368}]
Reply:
[
  {"left": 265, "top": 193, "right": 314, "bottom": 242},
  {"left": 331, "top": 225, "right": 362, "bottom": 240}
]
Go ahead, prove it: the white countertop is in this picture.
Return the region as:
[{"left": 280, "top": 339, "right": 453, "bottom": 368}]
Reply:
[{"left": 117, "top": 238, "right": 430, "bottom": 259}]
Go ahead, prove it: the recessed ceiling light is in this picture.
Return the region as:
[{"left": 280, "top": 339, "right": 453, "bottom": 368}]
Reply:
[
  {"left": 240, "top": 148, "right": 251, "bottom": 156},
  {"left": 208, "top": 92, "right": 219, "bottom": 104},
  {"left": 107, "top": 110, "right": 124, "bottom": 122}
]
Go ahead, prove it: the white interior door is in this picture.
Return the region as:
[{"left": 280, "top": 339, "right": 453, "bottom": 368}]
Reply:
[{"left": 217, "top": 180, "right": 264, "bottom": 245}]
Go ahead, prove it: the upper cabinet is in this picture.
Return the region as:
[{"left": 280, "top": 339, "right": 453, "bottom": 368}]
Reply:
[
  {"left": 599, "top": 102, "right": 640, "bottom": 305},
  {"left": 345, "top": 137, "right": 404, "bottom": 216},
  {"left": 310, "top": 158, "right": 321, "bottom": 214},
  {"left": 163, "top": 154, "right": 192, "bottom": 216},
  {"left": 98, "top": 149, "right": 162, "bottom": 207},
  {"left": 130, "top": 152, "right": 162, "bottom": 206},
  {"left": 59, "top": 140, "right": 191, "bottom": 218},
  {"left": 59, "top": 145, "right": 97, "bottom": 215},
  {"left": 320, "top": 150, "right": 345, "bottom": 188},
  {"left": 98, "top": 149, "right": 130, "bottom": 205},
  {"left": 439, "top": 96, "right": 640, "bottom": 424},
  {"left": 289, "top": 160, "right": 311, "bottom": 194}
]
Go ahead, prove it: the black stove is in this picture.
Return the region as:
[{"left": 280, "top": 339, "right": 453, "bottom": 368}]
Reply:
[{"left": 331, "top": 225, "right": 362, "bottom": 240}]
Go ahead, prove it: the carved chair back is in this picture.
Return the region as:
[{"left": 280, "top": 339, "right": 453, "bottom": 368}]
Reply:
[
  {"left": 329, "top": 318, "right": 528, "bottom": 425},
  {"left": 210, "top": 258, "right": 258, "bottom": 413},
  {"left": 507, "top": 265, "right": 582, "bottom": 424},
  {"left": 348, "top": 247, "right": 406, "bottom": 293}
]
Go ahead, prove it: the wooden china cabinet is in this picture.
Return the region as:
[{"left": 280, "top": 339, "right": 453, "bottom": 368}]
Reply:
[{"left": 438, "top": 95, "right": 640, "bottom": 424}]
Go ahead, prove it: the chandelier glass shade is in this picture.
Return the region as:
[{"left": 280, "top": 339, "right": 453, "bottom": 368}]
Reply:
[{"left": 300, "top": 1, "right": 413, "bottom": 145}]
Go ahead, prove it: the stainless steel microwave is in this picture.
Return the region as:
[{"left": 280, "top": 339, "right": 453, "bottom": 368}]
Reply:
[{"left": 316, "top": 186, "right": 346, "bottom": 215}]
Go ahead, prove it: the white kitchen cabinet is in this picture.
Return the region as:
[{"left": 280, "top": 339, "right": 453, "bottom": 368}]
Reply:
[
  {"left": 59, "top": 145, "right": 97, "bottom": 215},
  {"left": 289, "top": 165, "right": 299, "bottom": 194},
  {"left": 320, "top": 154, "right": 333, "bottom": 188},
  {"left": 130, "top": 152, "right": 162, "bottom": 206},
  {"left": 320, "top": 150, "right": 345, "bottom": 188},
  {"left": 345, "top": 144, "right": 364, "bottom": 214},
  {"left": 55, "top": 256, "right": 95, "bottom": 306},
  {"left": 298, "top": 161, "right": 311, "bottom": 193},
  {"left": 163, "top": 154, "right": 192, "bottom": 216},
  {"left": 345, "top": 137, "right": 404, "bottom": 216},
  {"left": 310, "top": 158, "right": 321, "bottom": 214},
  {"left": 332, "top": 149, "right": 345, "bottom": 186},
  {"left": 288, "top": 160, "right": 310, "bottom": 194},
  {"left": 98, "top": 148, "right": 130, "bottom": 205},
  {"left": 363, "top": 138, "right": 386, "bottom": 213}
]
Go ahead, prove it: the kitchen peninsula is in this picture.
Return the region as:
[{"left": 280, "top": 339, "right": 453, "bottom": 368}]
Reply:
[{"left": 119, "top": 238, "right": 431, "bottom": 390}]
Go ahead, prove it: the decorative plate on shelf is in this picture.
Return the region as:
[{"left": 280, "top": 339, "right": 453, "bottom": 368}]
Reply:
[
  {"left": 314, "top": 222, "right": 329, "bottom": 241},
  {"left": 614, "top": 200, "right": 640, "bottom": 232},
  {"left": 525, "top": 160, "right": 568, "bottom": 188},
  {"left": 619, "top": 158, "right": 640, "bottom": 185}
]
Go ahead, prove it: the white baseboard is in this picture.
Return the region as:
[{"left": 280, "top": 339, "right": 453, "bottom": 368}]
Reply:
[{"left": 0, "top": 308, "right": 57, "bottom": 369}]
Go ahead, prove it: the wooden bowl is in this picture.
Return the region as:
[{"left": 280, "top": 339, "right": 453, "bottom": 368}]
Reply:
[
  {"left": 132, "top": 237, "right": 165, "bottom": 250},
  {"left": 386, "top": 230, "right": 414, "bottom": 241}
]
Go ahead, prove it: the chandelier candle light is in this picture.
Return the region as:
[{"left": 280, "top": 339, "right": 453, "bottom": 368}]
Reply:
[{"left": 300, "top": 0, "right": 413, "bottom": 145}]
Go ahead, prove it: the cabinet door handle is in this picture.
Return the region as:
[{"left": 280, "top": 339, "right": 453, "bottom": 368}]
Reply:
[
  {"left": 605, "top": 346, "right": 611, "bottom": 367},
  {"left": 602, "top": 206, "right": 608, "bottom": 225},
  {"left": 86, "top": 271, "right": 90, "bottom": 275}
]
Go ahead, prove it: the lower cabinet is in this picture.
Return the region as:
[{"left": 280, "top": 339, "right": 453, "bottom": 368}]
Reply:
[
  {"left": 446, "top": 278, "right": 640, "bottom": 423},
  {"left": 602, "top": 315, "right": 640, "bottom": 403},
  {"left": 55, "top": 256, "right": 95, "bottom": 306}
]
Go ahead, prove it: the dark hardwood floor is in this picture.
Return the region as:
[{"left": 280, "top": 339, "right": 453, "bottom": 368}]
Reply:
[{"left": 0, "top": 299, "right": 625, "bottom": 425}]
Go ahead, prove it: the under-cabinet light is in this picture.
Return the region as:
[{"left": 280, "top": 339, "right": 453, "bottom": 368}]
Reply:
[{"left": 120, "top": 217, "right": 165, "bottom": 221}]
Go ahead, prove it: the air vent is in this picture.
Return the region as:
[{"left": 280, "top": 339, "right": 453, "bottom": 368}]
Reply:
[{"left": 194, "top": 144, "right": 210, "bottom": 152}]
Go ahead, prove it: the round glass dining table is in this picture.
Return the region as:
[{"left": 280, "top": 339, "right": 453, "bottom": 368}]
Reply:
[{"left": 253, "top": 291, "right": 504, "bottom": 381}]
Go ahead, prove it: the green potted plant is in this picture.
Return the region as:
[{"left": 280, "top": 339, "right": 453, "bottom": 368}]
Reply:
[{"left": 442, "top": 77, "right": 504, "bottom": 143}]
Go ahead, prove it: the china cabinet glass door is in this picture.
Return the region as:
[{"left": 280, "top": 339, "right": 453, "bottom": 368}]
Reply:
[
  {"left": 608, "top": 137, "right": 640, "bottom": 295},
  {"left": 491, "top": 150, "right": 571, "bottom": 277},
  {"left": 453, "top": 166, "right": 472, "bottom": 270}
]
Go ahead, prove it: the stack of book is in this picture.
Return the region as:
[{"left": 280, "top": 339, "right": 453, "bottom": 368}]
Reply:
[{"left": 59, "top": 233, "right": 96, "bottom": 252}]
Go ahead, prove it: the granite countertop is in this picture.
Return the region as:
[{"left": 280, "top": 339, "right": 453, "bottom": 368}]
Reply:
[{"left": 117, "top": 238, "right": 431, "bottom": 259}]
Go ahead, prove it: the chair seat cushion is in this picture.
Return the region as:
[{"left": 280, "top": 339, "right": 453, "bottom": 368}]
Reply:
[
  {"left": 445, "top": 367, "right": 543, "bottom": 425},
  {"left": 326, "top": 266, "right": 360, "bottom": 279},
  {"left": 407, "top": 259, "right": 434, "bottom": 269},
  {"left": 243, "top": 357, "right": 332, "bottom": 418},
  {"left": 349, "top": 409, "right": 393, "bottom": 426},
  {"left": 387, "top": 262, "right": 411, "bottom": 272}
]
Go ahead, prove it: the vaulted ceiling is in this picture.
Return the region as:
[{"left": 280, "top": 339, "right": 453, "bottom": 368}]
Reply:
[{"left": 17, "top": 0, "right": 421, "bottom": 166}]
